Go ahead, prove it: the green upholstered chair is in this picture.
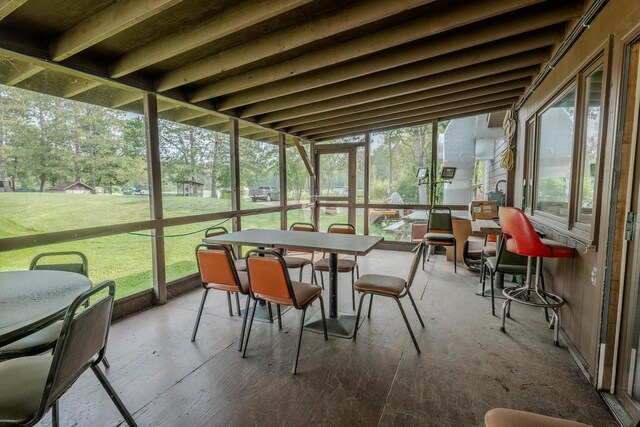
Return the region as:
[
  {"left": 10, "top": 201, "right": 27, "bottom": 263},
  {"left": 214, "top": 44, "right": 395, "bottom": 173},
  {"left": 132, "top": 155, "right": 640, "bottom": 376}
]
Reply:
[
  {"left": 0, "top": 281, "right": 136, "bottom": 426},
  {"left": 424, "top": 207, "right": 457, "bottom": 273}
]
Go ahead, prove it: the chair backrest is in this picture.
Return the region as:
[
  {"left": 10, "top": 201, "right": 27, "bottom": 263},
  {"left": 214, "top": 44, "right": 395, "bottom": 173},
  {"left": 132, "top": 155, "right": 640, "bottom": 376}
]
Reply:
[
  {"left": 411, "top": 223, "right": 428, "bottom": 242},
  {"left": 327, "top": 223, "right": 355, "bottom": 235},
  {"left": 498, "top": 207, "right": 550, "bottom": 258},
  {"left": 204, "top": 226, "right": 229, "bottom": 238},
  {"left": 245, "top": 250, "right": 300, "bottom": 307},
  {"left": 195, "top": 244, "right": 243, "bottom": 292},
  {"left": 427, "top": 206, "right": 453, "bottom": 234},
  {"left": 42, "top": 281, "right": 115, "bottom": 412},
  {"left": 288, "top": 222, "right": 316, "bottom": 256},
  {"left": 30, "top": 252, "right": 88, "bottom": 277},
  {"left": 495, "top": 238, "right": 529, "bottom": 269},
  {"left": 406, "top": 242, "right": 425, "bottom": 290}
]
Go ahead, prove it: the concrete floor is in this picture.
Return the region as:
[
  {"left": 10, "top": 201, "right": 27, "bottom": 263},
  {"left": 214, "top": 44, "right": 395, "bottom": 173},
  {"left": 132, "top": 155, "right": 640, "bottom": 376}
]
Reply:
[{"left": 35, "top": 249, "right": 616, "bottom": 426}]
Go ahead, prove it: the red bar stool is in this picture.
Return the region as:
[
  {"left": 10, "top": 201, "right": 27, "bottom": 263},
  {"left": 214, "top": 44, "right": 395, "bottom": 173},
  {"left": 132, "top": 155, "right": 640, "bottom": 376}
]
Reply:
[{"left": 498, "top": 207, "right": 575, "bottom": 346}]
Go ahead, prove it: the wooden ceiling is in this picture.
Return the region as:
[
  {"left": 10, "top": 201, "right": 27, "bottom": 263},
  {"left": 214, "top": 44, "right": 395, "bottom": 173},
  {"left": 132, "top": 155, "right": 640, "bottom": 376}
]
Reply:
[{"left": 0, "top": 0, "right": 583, "bottom": 141}]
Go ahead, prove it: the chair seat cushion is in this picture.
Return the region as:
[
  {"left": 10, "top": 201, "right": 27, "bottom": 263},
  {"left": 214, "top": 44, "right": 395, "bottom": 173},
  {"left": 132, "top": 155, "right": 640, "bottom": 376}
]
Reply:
[
  {"left": 0, "top": 355, "right": 52, "bottom": 425},
  {"left": 541, "top": 239, "right": 575, "bottom": 259},
  {"left": 314, "top": 258, "right": 357, "bottom": 272},
  {"left": 485, "top": 408, "right": 590, "bottom": 427},
  {"left": 256, "top": 281, "right": 321, "bottom": 307},
  {"left": 424, "top": 233, "right": 455, "bottom": 244},
  {"left": 206, "top": 271, "right": 249, "bottom": 293},
  {"left": 0, "top": 322, "right": 61, "bottom": 356},
  {"left": 354, "top": 274, "right": 406, "bottom": 296},
  {"left": 283, "top": 256, "right": 313, "bottom": 269},
  {"left": 234, "top": 258, "right": 247, "bottom": 271},
  {"left": 485, "top": 257, "right": 528, "bottom": 275}
]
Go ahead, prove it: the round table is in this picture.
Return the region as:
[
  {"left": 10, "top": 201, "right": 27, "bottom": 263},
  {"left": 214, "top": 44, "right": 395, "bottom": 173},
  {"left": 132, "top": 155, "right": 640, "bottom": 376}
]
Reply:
[{"left": 0, "top": 270, "right": 92, "bottom": 347}]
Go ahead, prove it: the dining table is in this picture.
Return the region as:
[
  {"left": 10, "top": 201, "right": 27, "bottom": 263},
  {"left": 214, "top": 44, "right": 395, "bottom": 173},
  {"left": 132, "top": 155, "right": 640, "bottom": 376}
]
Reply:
[
  {"left": 203, "top": 229, "right": 382, "bottom": 338},
  {"left": 0, "top": 270, "right": 92, "bottom": 347}
]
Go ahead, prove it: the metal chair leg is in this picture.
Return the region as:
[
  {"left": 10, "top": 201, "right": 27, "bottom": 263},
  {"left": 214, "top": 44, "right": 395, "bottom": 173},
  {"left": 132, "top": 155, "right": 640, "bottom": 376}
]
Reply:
[
  {"left": 453, "top": 240, "right": 457, "bottom": 273},
  {"left": 102, "top": 356, "right": 111, "bottom": 369},
  {"left": 367, "top": 294, "right": 373, "bottom": 318},
  {"left": 426, "top": 245, "right": 431, "bottom": 262},
  {"left": 191, "top": 289, "right": 209, "bottom": 342},
  {"left": 320, "top": 271, "right": 324, "bottom": 289},
  {"left": 422, "top": 244, "right": 427, "bottom": 270},
  {"left": 500, "top": 298, "right": 510, "bottom": 333},
  {"left": 490, "top": 270, "right": 496, "bottom": 316},
  {"left": 319, "top": 296, "right": 328, "bottom": 340},
  {"left": 407, "top": 291, "right": 424, "bottom": 327},
  {"left": 481, "top": 263, "right": 487, "bottom": 293},
  {"left": 242, "top": 299, "right": 259, "bottom": 358},
  {"left": 293, "top": 307, "right": 308, "bottom": 375},
  {"left": 276, "top": 304, "right": 282, "bottom": 330},
  {"left": 91, "top": 365, "right": 137, "bottom": 426},
  {"left": 540, "top": 272, "right": 550, "bottom": 323},
  {"left": 267, "top": 302, "right": 273, "bottom": 323},
  {"left": 52, "top": 400, "right": 59, "bottom": 427},
  {"left": 239, "top": 295, "right": 251, "bottom": 351},
  {"left": 299, "top": 266, "right": 303, "bottom": 282},
  {"left": 235, "top": 292, "right": 241, "bottom": 316},
  {"left": 553, "top": 308, "right": 560, "bottom": 346},
  {"left": 353, "top": 293, "right": 367, "bottom": 340},
  {"left": 394, "top": 297, "right": 420, "bottom": 353},
  {"left": 356, "top": 264, "right": 360, "bottom": 279},
  {"left": 226, "top": 292, "right": 233, "bottom": 316},
  {"left": 351, "top": 270, "right": 356, "bottom": 311}
]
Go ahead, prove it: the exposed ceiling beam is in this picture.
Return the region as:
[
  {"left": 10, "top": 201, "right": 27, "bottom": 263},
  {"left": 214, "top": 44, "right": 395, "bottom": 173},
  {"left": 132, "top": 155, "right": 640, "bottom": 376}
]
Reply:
[
  {"left": 62, "top": 79, "right": 102, "bottom": 98},
  {"left": 289, "top": 85, "right": 526, "bottom": 134},
  {"left": 293, "top": 138, "right": 314, "bottom": 176},
  {"left": 190, "top": 0, "right": 550, "bottom": 102},
  {"left": 309, "top": 99, "right": 516, "bottom": 140},
  {"left": 259, "top": 64, "right": 540, "bottom": 125},
  {"left": 175, "top": 110, "right": 209, "bottom": 123},
  {"left": 299, "top": 91, "right": 522, "bottom": 137},
  {"left": 274, "top": 74, "right": 532, "bottom": 129},
  {"left": 245, "top": 43, "right": 549, "bottom": 120},
  {"left": 109, "top": 0, "right": 311, "bottom": 78},
  {"left": 111, "top": 92, "right": 142, "bottom": 109},
  {"left": 0, "top": 0, "right": 27, "bottom": 21},
  {"left": 158, "top": 102, "right": 179, "bottom": 113},
  {"left": 154, "top": 0, "right": 436, "bottom": 92},
  {"left": 240, "top": 130, "right": 279, "bottom": 141},
  {"left": 50, "top": 0, "right": 184, "bottom": 62},
  {"left": 182, "top": 115, "right": 227, "bottom": 128},
  {"left": 4, "top": 62, "right": 42, "bottom": 85}
]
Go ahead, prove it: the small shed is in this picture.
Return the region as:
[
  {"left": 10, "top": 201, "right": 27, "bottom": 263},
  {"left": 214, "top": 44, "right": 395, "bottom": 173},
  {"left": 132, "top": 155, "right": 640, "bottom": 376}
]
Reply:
[
  {"left": 177, "top": 180, "right": 204, "bottom": 197},
  {"left": 50, "top": 182, "right": 94, "bottom": 194}
]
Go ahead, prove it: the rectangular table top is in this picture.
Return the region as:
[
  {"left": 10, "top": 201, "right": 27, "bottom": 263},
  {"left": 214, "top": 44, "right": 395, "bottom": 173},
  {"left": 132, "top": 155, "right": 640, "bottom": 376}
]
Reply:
[
  {"left": 203, "top": 229, "right": 382, "bottom": 256},
  {"left": 471, "top": 219, "right": 501, "bottom": 235}
]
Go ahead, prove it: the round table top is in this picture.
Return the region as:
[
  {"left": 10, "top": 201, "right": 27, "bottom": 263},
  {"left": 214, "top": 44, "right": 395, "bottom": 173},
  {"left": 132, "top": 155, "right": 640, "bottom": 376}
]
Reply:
[{"left": 0, "top": 270, "right": 92, "bottom": 347}]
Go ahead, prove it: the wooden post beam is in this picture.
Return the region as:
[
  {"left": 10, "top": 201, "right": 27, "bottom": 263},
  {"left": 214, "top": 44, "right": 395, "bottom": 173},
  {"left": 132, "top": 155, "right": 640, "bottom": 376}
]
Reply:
[
  {"left": 229, "top": 118, "right": 241, "bottom": 235},
  {"left": 279, "top": 133, "right": 287, "bottom": 230},
  {"left": 214, "top": 4, "right": 575, "bottom": 108},
  {"left": 309, "top": 99, "right": 516, "bottom": 140},
  {"left": 62, "top": 79, "right": 102, "bottom": 98},
  {"left": 50, "top": 0, "right": 184, "bottom": 62},
  {"left": 4, "top": 62, "right": 42, "bottom": 86},
  {"left": 0, "top": 0, "right": 27, "bottom": 21},
  {"left": 264, "top": 68, "right": 536, "bottom": 126},
  {"left": 289, "top": 85, "right": 527, "bottom": 133},
  {"left": 239, "top": 30, "right": 559, "bottom": 118},
  {"left": 293, "top": 138, "right": 314, "bottom": 177},
  {"left": 155, "top": 0, "right": 436, "bottom": 92},
  {"left": 190, "top": 0, "right": 552, "bottom": 102}
]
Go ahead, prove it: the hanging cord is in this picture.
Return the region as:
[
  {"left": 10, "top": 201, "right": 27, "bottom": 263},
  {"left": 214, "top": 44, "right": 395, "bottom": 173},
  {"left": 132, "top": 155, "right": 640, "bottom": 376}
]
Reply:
[
  {"left": 126, "top": 217, "right": 232, "bottom": 238},
  {"left": 500, "top": 108, "right": 517, "bottom": 171}
]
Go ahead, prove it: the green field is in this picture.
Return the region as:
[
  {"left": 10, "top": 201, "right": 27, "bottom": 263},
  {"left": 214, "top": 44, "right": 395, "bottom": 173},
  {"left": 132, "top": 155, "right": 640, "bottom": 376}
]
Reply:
[{"left": 0, "top": 193, "right": 362, "bottom": 298}]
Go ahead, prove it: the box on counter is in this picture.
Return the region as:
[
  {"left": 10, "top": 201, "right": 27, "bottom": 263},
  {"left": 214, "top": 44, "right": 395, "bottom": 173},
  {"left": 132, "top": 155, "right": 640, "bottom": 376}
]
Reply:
[{"left": 469, "top": 201, "right": 498, "bottom": 220}]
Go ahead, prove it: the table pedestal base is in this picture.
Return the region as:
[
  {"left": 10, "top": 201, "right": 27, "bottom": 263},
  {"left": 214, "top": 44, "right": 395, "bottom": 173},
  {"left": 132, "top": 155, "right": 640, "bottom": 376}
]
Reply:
[{"left": 304, "top": 312, "right": 364, "bottom": 339}]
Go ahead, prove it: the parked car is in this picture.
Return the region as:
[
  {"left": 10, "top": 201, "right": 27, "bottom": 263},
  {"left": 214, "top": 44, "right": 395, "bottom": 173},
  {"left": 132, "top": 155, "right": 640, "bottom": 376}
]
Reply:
[{"left": 249, "top": 186, "right": 279, "bottom": 202}]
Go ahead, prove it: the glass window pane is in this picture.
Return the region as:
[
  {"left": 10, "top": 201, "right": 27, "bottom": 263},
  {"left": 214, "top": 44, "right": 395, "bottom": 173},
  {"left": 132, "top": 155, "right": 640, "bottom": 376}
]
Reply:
[
  {"left": 318, "top": 205, "right": 350, "bottom": 232},
  {"left": 286, "top": 140, "right": 310, "bottom": 204},
  {"left": 159, "top": 120, "right": 231, "bottom": 217},
  {"left": 318, "top": 152, "right": 349, "bottom": 197},
  {"left": 239, "top": 136, "right": 279, "bottom": 209},
  {"left": 0, "top": 233, "right": 153, "bottom": 299},
  {"left": 288, "top": 207, "right": 313, "bottom": 228},
  {"left": 536, "top": 87, "right": 577, "bottom": 218},
  {"left": 369, "top": 125, "right": 433, "bottom": 204},
  {"left": 0, "top": 84, "right": 150, "bottom": 236},
  {"left": 523, "top": 120, "right": 536, "bottom": 210},
  {"left": 368, "top": 207, "right": 412, "bottom": 241},
  {"left": 578, "top": 67, "right": 603, "bottom": 222}
]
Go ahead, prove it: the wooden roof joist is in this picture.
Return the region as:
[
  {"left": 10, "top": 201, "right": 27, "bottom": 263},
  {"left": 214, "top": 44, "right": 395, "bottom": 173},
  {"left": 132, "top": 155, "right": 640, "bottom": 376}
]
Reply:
[
  {"left": 189, "top": 0, "right": 559, "bottom": 102},
  {"left": 215, "top": 4, "right": 577, "bottom": 109},
  {"left": 239, "top": 29, "right": 559, "bottom": 118},
  {"left": 109, "top": 0, "right": 312, "bottom": 78},
  {"left": 0, "top": 0, "right": 27, "bottom": 21},
  {"left": 311, "top": 100, "right": 516, "bottom": 140},
  {"left": 154, "top": 0, "right": 437, "bottom": 92},
  {"left": 298, "top": 91, "right": 522, "bottom": 137},
  {"left": 285, "top": 80, "right": 530, "bottom": 133},
  {"left": 265, "top": 67, "right": 537, "bottom": 126}
]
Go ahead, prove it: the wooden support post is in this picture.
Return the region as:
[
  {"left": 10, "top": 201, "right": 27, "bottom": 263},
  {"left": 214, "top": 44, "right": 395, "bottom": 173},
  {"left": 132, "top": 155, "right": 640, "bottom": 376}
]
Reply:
[
  {"left": 363, "top": 132, "right": 371, "bottom": 235},
  {"left": 311, "top": 141, "right": 319, "bottom": 230},
  {"left": 229, "top": 117, "right": 241, "bottom": 231},
  {"left": 279, "top": 133, "right": 287, "bottom": 230},
  {"left": 348, "top": 147, "right": 357, "bottom": 228},
  {"left": 143, "top": 93, "right": 166, "bottom": 305},
  {"left": 431, "top": 120, "right": 438, "bottom": 208}
]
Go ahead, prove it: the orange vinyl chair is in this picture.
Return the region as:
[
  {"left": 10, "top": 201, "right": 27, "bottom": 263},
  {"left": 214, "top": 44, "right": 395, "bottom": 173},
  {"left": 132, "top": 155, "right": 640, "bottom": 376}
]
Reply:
[
  {"left": 192, "top": 244, "right": 251, "bottom": 352},
  {"left": 411, "top": 223, "right": 428, "bottom": 268},
  {"left": 283, "top": 222, "right": 317, "bottom": 283},
  {"left": 485, "top": 408, "right": 591, "bottom": 427},
  {"left": 314, "top": 223, "right": 359, "bottom": 310},
  {"left": 353, "top": 242, "right": 426, "bottom": 353},
  {"left": 243, "top": 250, "right": 327, "bottom": 374}
]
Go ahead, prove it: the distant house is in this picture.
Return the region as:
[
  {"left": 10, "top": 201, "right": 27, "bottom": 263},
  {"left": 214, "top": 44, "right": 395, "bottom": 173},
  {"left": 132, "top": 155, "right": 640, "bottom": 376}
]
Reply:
[
  {"left": 177, "top": 180, "right": 204, "bottom": 197},
  {"left": 50, "top": 182, "right": 94, "bottom": 194}
]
